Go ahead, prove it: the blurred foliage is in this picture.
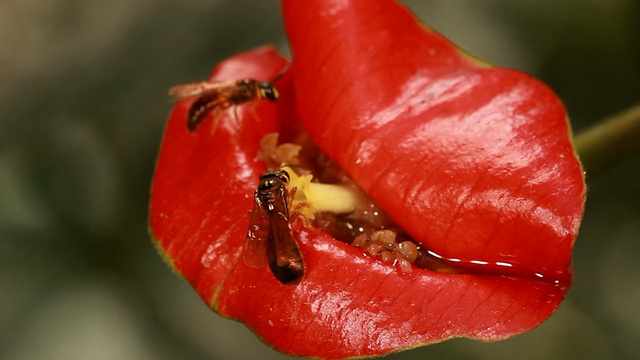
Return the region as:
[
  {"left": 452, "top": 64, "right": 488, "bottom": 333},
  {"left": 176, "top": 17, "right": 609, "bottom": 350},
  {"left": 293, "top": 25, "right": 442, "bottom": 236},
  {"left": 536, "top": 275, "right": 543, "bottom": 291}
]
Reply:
[{"left": 0, "top": 1, "right": 639, "bottom": 359}]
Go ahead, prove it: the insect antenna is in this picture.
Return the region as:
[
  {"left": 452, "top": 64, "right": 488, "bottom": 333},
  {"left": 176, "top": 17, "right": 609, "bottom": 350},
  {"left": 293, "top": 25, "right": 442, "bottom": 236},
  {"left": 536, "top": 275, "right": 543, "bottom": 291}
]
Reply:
[{"left": 272, "top": 63, "right": 291, "bottom": 82}]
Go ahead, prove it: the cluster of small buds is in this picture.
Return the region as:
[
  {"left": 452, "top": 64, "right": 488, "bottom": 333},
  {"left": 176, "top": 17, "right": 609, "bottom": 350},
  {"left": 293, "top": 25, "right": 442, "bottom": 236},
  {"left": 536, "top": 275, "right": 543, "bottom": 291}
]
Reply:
[{"left": 352, "top": 229, "right": 418, "bottom": 274}]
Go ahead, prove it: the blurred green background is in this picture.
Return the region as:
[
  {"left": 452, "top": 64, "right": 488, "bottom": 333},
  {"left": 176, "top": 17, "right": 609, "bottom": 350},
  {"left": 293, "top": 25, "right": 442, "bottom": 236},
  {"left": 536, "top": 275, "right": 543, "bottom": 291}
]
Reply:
[{"left": 1, "top": 1, "right": 639, "bottom": 359}]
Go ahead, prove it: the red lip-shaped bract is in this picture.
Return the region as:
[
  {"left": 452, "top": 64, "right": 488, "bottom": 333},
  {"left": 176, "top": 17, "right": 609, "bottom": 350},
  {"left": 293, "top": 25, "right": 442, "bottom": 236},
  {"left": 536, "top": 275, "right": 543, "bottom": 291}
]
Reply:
[{"left": 150, "top": 0, "right": 585, "bottom": 358}]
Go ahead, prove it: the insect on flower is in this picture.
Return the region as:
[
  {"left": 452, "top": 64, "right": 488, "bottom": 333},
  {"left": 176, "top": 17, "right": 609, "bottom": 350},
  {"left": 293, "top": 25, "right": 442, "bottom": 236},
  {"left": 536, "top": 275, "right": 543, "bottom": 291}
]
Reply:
[
  {"left": 169, "top": 78, "right": 280, "bottom": 132},
  {"left": 243, "top": 169, "right": 304, "bottom": 285}
]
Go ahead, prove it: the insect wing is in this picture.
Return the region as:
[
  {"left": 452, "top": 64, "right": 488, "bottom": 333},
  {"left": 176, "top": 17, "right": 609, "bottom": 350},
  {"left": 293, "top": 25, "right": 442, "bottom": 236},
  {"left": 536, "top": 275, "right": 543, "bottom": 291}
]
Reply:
[
  {"left": 168, "top": 80, "right": 237, "bottom": 100},
  {"left": 260, "top": 185, "right": 303, "bottom": 285},
  {"left": 242, "top": 196, "right": 269, "bottom": 269},
  {"left": 267, "top": 210, "right": 304, "bottom": 285}
]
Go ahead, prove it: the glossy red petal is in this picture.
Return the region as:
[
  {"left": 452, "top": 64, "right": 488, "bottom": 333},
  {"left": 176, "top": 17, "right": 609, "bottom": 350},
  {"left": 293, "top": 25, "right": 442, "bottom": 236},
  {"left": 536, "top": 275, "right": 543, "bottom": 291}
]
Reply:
[
  {"left": 217, "top": 226, "right": 569, "bottom": 359},
  {"left": 283, "top": 0, "right": 584, "bottom": 276}
]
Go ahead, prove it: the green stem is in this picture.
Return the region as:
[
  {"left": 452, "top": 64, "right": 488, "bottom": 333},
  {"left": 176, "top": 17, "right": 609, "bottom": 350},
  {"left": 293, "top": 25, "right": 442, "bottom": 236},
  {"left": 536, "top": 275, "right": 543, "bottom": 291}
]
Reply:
[{"left": 574, "top": 104, "right": 640, "bottom": 177}]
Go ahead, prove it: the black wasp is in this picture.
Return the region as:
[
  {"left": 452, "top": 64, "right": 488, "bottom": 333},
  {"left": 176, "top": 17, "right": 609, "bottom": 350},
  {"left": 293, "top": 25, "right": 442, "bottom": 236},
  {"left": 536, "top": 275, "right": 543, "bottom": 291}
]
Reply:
[{"left": 243, "top": 169, "right": 304, "bottom": 285}]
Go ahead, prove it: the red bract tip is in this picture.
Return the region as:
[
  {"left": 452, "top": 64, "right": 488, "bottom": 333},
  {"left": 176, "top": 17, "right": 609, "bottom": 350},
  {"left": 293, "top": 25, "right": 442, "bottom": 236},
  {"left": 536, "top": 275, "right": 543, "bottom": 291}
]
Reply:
[{"left": 150, "top": 0, "right": 585, "bottom": 358}]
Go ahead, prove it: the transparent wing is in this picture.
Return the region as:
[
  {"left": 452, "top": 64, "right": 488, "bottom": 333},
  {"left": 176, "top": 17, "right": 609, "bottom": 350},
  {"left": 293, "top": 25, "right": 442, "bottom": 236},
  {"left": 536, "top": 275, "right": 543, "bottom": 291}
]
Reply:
[
  {"left": 242, "top": 199, "right": 269, "bottom": 268},
  {"left": 258, "top": 187, "right": 304, "bottom": 284},
  {"left": 168, "top": 80, "right": 236, "bottom": 100}
]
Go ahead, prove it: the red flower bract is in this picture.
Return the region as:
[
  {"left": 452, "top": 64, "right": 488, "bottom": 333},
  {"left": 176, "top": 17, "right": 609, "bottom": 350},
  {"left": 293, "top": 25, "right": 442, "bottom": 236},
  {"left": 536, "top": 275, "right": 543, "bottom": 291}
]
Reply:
[{"left": 150, "top": 0, "right": 585, "bottom": 358}]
